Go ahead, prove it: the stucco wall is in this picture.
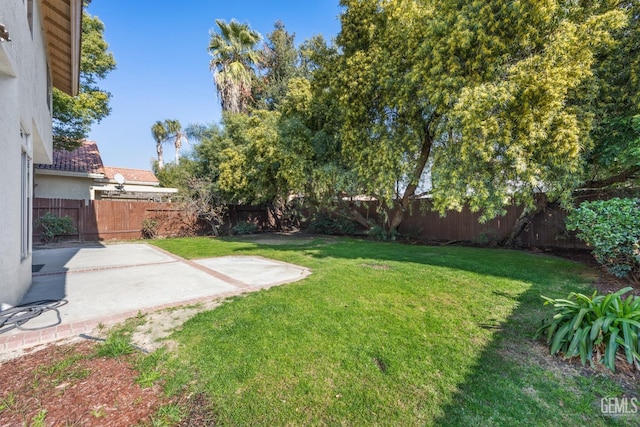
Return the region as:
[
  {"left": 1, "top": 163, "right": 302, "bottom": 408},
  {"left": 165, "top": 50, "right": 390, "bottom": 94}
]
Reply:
[
  {"left": 0, "top": 1, "right": 53, "bottom": 306},
  {"left": 35, "top": 174, "right": 94, "bottom": 201}
]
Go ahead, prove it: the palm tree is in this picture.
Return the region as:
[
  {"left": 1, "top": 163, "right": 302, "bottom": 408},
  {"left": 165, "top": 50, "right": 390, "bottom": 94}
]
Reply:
[
  {"left": 165, "top": 119, "right": 187, "bottom": 164},
  {"left": 151, "top": 121, "right": 168, "bottom": 169},
  {"left": 208, "top": 19, "right": 261, "bottom": 113}
]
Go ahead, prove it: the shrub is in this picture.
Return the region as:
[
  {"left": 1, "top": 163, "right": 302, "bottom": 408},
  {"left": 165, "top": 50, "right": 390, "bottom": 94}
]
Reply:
[
  {"left": 141, "top": 218, "right": 159, "bottom": 239},
  {"left": 536, "top": 287, "right": 640, "bottom": 372},
  {"left": 35, "top": 212, "right": 76, "bottom": 243},
  {"left": 566, "top": 198, "right": 640, "bottom": 282},
  {"left": 367, "top": 224, "right": 399, "bottom": 241},
  {"left": 232, "top": 221, "right": 258, "bottom": 235},
  {"left": 307, "top": 213, "right": 356, "bottom": 235}
]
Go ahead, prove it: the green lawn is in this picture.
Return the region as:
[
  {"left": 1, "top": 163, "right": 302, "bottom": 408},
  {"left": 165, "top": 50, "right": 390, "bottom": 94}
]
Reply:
[{"left": 150, "top": 236, "right": 638, "bottom": 426}]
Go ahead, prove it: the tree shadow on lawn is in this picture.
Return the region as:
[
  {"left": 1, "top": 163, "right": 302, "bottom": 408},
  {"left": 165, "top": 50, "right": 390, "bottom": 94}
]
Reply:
[
  {"left": 233, "top": 237, "right": 639, "bottom": 425},
  {"left": 430, "top": 298, "right": 640, "bottom": 426}
]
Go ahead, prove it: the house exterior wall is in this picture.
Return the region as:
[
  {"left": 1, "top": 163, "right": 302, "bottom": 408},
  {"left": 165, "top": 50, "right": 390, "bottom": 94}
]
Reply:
[
  {"left": 0, "top": 1, "right": 54, "bottom": 306},
  {"left": 34, "top": 173, "right": 95, "bottom": 201}
]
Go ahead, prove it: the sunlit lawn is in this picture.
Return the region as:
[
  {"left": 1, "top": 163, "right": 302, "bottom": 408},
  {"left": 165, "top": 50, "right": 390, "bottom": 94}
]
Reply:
[{"left": 150, "top": 236, "right": 637, "bottom": 426}]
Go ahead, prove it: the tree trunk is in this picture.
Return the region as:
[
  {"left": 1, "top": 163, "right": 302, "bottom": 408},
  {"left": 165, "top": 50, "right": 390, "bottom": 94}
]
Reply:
[
  {"left": 157, "top": 144, "right": 164, "bottom": 170},
  {"left": 387, "top": 133, "right": 433, "bottom": 235},
  {"left": 502, "top": 194, "right": 548, "bottom": 248},
  {"left": 387, "top": 201, "right": 405, "bottom": 235}
]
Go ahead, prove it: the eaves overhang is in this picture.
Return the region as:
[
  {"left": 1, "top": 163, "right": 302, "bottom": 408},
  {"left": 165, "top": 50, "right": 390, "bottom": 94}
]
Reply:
[{"left": 41, "top": 0, "right": 82, "bottom": 96}]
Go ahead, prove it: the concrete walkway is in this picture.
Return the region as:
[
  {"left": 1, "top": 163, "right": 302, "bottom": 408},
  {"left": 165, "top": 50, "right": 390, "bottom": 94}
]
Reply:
[{"left": 0, "top": 243, "right": 311, "bottom": 355}]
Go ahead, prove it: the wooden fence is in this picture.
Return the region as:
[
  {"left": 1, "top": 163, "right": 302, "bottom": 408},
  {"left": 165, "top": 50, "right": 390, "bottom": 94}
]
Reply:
[
  {"left": 33, "top": 198, "right": 272, "bottom": 242},
  {"left": 33, "top": 198, "right": 190, "bottom": 241},
  {"left": 34, "top": 197, "right": 587, "bottom": 249},
  {"left": 375, "top": 199, "right": 587, "bottom": 249}
]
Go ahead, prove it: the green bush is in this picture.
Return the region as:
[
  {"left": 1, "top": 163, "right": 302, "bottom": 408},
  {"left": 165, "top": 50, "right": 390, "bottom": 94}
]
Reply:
[
  {"left": 536, "top": 287, "right": 640, "bottom": 372},
  {"left": 566, "top": 198, "right": 640, "bottom": 282},
  {"left": 307, "top": 213, "right": 356, "bottom": 235},
  {"left": 367, "top": 224, "right": 399, "bottom": 241},
  {"left": 35, "top": 212, "right": 76, "bottom": 243},
  {"left": 232, "top": 221, "right": 258, "bottom": 235}
]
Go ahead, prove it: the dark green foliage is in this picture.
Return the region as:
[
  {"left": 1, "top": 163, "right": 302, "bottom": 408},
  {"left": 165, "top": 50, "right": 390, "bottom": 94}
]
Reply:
[
  {"left": 35, "top": 213, "right": 76, "bottom": 243},
  {"left": 53, "top": 9, "right": 116, "bottom": 151},
  {"left": 208, "top": 19, "right": 261, "bottom": 113},
  {"left": 307, "top": 213, "right": 356, "bottom": 235},
  {"left": 566, "top": 198, "right": 640, "bottom": 282},
  {"left": 366, "top": 225, "right": 399, "bottom": 241},
  {"left": 254, "top": 21, "right": 300, "bottom": 110},
  {"left": 232, "top": 221, "right": 258, "bottom": 235},
  {"left": 537, "top": 287, "right": 640, "bottom": 372}
]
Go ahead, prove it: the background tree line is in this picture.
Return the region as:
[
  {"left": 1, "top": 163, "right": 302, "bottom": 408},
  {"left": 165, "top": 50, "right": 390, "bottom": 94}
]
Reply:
[{"left": 150, "top": 0, "right": 638, "bottom": 244}]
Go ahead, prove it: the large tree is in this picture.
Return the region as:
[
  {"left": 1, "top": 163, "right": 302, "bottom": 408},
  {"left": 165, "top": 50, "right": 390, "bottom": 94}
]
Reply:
[
  {"left": 52, "top": 3, "right": 116, "bottom": 151},
  {"left": 332, "top": 0, "right": 629, "bottom": 236},
  {"left": 582, "top": 1, "right": 640, "bottom": 192},
  {"left": 195, "top": 3, "right": 634, "bottom": 241},
  {"left": 254, "top": 21, "right": 300, "bottom": 110},
  {"left": 208, "top": 19, "right": 261, "bottom": 113},
  {"left": 215, "top": 35, "right": 344, "bottom": 212}
]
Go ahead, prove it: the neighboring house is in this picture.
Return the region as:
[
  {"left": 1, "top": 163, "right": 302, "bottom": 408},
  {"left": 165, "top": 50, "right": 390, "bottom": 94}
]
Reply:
[
  {"left": 34, "top": 139, "right": 178, "bottom": 202},
  {"left": 97, "top": 166, "right": 177, "bottom": 202},
  {"left": 0, "top": 0, "right": 82, "bottom": 307},
  {"left": 34, "top": 139, "right": 104, "bottom": 201}
]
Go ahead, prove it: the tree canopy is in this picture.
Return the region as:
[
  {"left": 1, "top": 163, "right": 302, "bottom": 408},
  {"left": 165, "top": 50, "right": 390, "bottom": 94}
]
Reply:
[
  {"left": 168, "top": 1, "right": 639, "bottom": 238},
  {"left": 208, "top": 19, "right": 262, "bottom": 113},
  {"left": 333, "top": 0, "right": 632, "bottom": 230},
  {"left": 52, "top": 6, "right": 116, "bottom": 151}
]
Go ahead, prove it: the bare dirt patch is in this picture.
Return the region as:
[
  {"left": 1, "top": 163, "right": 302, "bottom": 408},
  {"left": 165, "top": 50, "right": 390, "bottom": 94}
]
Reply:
[{"left": 127, "top": 300, "right": 222, "bottom": 354}]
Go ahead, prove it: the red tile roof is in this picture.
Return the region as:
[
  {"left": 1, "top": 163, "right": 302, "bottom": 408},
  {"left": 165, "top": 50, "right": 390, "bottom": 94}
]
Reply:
[
  {"left": 35, "top": 141, "right": 159, "bottom": 185},
  {"left": 103, "top": 166, "right": 159, "bottom": 184},
  {"left": 35, "top": 140, "right": 104, "bottom": 174}
]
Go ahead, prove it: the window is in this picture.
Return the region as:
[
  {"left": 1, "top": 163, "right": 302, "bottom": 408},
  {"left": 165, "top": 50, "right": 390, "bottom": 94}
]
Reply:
[{"left": 20, "top": 130, "right": 32, "bottom": 259}]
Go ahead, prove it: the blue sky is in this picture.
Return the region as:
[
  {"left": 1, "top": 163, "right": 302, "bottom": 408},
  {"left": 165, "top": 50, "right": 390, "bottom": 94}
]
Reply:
[{"left": 86, "top": 1, "right": 342, "bottom": 171}]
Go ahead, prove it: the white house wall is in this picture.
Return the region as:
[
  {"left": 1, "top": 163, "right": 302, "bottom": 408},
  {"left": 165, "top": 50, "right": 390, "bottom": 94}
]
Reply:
[{"left": 0, "top": 1, "right": 54, "bottom": 306}]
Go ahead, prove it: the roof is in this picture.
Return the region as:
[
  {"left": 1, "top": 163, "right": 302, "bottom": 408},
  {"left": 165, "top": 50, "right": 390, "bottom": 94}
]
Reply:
[
  {"left": 103, "top": 167, "right": 159, "bottom": 185},
  {"left": 35, "top": 140, "right": 104, "bottom": 175},
  {"left": 35, "top": 141, "right": 162, "bottom": 185},
  {"left": 41, "top": 0, "right": 82, "bottom": 95}
]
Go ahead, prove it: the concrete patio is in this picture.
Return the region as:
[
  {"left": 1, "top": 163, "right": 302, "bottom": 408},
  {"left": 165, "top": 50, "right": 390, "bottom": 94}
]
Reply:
[{"left": 0, "top": 243, "right": 310, "bottom": 357}]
